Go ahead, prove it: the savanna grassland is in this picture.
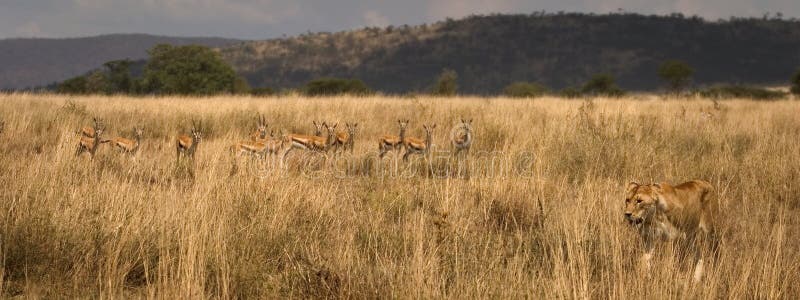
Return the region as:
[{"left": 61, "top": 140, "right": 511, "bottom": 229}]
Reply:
[{"left": 0, "top": 93, "right": 798, "bottom": 298}]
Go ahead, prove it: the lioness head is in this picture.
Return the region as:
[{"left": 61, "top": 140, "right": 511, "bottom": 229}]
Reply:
[{"left": 624, "top": 182, "right": 663, "bottom": 226}]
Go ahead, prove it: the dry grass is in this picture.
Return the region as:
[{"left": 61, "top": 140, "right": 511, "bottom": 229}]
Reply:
[{"left": 0, "top": 93, "right": 798, "bottom": 298}]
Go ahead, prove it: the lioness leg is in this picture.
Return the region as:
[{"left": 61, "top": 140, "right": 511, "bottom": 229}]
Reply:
[{"left": 693, "top": 215, "right": 711, "bottom": 283}]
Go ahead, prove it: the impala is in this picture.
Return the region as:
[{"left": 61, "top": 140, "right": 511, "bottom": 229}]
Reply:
[
  {"left": 80, "top": 118, "right": 104, "bottom": 138},
  {"left": 76, "top": 118, "right": 105, "bottom": 159},
  {"left": 333, "top": 122, "right": 358, "bottom": 154},
  {"left": 232, "top": 133, "right": 287, "bottom": 159},
  {"left": 312, "top": 121, "right": 326, "bottom": 136},
  {"left": 250, "top": 114, "right": 268, "bottom": 141},
  {"left": 378, "top": 119, "right": 409, "bottom": 158},
  {"left": 452, "top": 118, "right": 473, "bottom": 157},
  {"left": 176, "top": 121, "right": 203, "bottom": 160},
  {"left": 103, "top": 127, "right": 144, "bottom": 157},
  {"left": 403, "top": 124, "right": 436, "bottom": 161},
  {"left": 283, "top": 123, "right": 337, "bottom": 160}
]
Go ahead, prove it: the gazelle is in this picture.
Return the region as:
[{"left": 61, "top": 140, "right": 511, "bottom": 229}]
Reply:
[
  {"left": 80, "top": 118, "right": 104, "bottom": 138},
  {"left": 333, "top": 122, "right": 358, "bottom": 154},
  {"left": 312, "top": 121, "right": 326, "bottom": 136},
  {"left": 233, "top": 133, "right": 289, "bottom": 158},
  {"left": 452, "top": 118, "right": 473, "bottom": 157},
  {"left": 378, "top": 119, "right": 409, "bottom": 158},
  {"left": 403, "top": 124, "right": 436, "bottom": 161},
  {"left": 76, "top": 118, "right": 105, "bottom": 159},
  {"left": 0, "top": 119, "right": 5, "bottom": 135},
  {"left": 102, "top": 127, "right": 144, "bottom": 156},
  {"left": 283, "top": 123, "right": 337, "bottom": 160},
  {"left": 250, "top": 114, "right": 268, "bottom": 142},
  {"left": 176, "top": 121, "right": 203, "bottom": 160}
]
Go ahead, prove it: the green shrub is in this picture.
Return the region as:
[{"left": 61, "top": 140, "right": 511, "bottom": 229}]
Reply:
[
  {"left": 304, "top": 78, "right": 371, "bottom": 96},
  {"left": 559, "top": 86, "right": 582, "bottom": 98},
  {"left": 581, "top": 74, "right": 625, "bottom": 97},
  {"left": 699, "top": 85, "right": 786, "bottom": 100},
  {"left": 503, "top": 82, "right": 548, "bottom": 98}
]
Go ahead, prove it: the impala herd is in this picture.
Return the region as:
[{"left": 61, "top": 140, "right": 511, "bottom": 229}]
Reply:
[{"left": 72, "top": 115, "right": 475, "bottom": 163}]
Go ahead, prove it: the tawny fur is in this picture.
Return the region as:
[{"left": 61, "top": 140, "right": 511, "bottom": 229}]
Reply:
[
  {"left": 176, "top": 122, "right": 203, "bottom": 160},
  {"left": 378, "top": 119, "right": 408, "bottom": 158},
  {"left": 402, "top": 124, "right": 436, "bottom": 161},
  {"left": 103, "top": 127, "right": 143, "bottom": 154},
  {"left": 624, "top": 180, "right": 715, "bottom": 282}
]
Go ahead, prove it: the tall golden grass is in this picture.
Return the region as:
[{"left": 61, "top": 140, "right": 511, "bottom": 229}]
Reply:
[{"left": 0, "top": 93, "right": 798, "bottom": 298}]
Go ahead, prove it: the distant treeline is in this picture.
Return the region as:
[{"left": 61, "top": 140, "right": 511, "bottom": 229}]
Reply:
[{"left": 55, "top": 45, "right": 800, "bottom": 100}]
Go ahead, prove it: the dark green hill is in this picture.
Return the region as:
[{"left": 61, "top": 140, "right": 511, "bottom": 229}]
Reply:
[{"left": 220, "top": 13, "right": 800, "bottom": 93}]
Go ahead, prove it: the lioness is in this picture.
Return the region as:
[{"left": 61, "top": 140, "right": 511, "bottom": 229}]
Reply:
[{"left": 624, "top": 180, "right": 714, "bottom": 282}]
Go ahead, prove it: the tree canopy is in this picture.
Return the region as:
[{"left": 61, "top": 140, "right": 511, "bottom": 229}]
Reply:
[
  {"left": 142, "top": 44, "right": 238, "bottom": 95},
  {"left": 658, "top": 60, "right": 694, "bottom": 93}
]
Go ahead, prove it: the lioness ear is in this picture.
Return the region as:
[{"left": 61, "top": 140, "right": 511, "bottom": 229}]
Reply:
[{"left": 626, "top": 182, "right": 640, "bottom": 193}]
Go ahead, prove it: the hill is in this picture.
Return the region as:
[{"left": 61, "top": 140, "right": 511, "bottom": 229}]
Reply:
[
  {"left": 220, "top": 13, "right": 800, "bottom": 93},
  {"left": 0, "top": 34, "right": 241, "bottom": 89}
]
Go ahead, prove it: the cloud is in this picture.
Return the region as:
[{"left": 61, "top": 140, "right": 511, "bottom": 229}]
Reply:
[
  {"left": 15, "top": 21, "right": 44, "bottom": 37},
  {"left": 363, "top": 10, "right": 390, "bottom": 27},
  {"left": 1, "top": 0, "right": 800, "bottom": 39},
  {"left": 426, "top": 0, "right": 521, "bottom": 20}
]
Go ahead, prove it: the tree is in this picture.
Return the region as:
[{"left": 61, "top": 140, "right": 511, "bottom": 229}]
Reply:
[
  {"left": 142, "top": 44, "right": 238, "bottom": 95},
  {"left": 658, "top": 60, "right": 694, "bottom": 93},
  {"left": 57, "top": 76, "right": 89, "bottom": 94},
  {"left": 103, "top": 60, "right": 133, "bottom": 94},
  {"left": 503, "top": 82, "right": 548, "bottom": 98},
  {"left": 791, "top": 69, "right": 800, "bottom": 95},
  {"left": 84, "top": 71, "right": 109, "bottom": 94},
  {"left": 582, "top": 74, "right": 624, "bottom": 96},
  {"left": 432, "top": 69, "right": 458, "bottom": 96}
]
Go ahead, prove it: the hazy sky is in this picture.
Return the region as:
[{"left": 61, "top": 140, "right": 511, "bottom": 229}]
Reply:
[{"left": 2, "top": 0, "right": 799, "bottom": 40}]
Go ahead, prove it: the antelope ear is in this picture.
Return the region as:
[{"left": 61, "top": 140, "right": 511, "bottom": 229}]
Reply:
[
  {"left": 626, "top": 182, "right": 640, "bottom": 194},
  {"left": 432, "top": 124, "right": 437, "bottom": 129},
  {"left": 468, "top": 119, "right": 473, "bottom": 123}
]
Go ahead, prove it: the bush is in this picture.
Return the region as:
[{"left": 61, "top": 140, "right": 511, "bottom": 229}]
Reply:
[
  {"left": 559, "top": 86, "right": 582, "bottom": 98},
  {"left": 251, "top": 87, "right": 275, "bottom": 96},
  {"left": 658, "top": 60, "right": 694, "bottom": 93},
  {"left": 581, "top": 74, "right": 625, "bottom": 97},
  {"left": 503, "top": 82, "right": 548, "bottom": 98},
  {"left": 432, "top": 69, "right": 458, "bottom": 96},
  {"left": 57, "top": 76, "right": 90, "bottom": 94},
  {"left": 699, "top": 85, "right": 786, "bottom": 100},
  {"left": 791, "top": 69, "right": 800, "bottom": 95},
  {"left": 304, "top": 78, "right": 371, "bottom": 96}
]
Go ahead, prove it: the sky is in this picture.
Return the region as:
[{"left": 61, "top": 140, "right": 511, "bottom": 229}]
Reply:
[{"left": 1, "top": 0, "right": 799, "bottom": 40}]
